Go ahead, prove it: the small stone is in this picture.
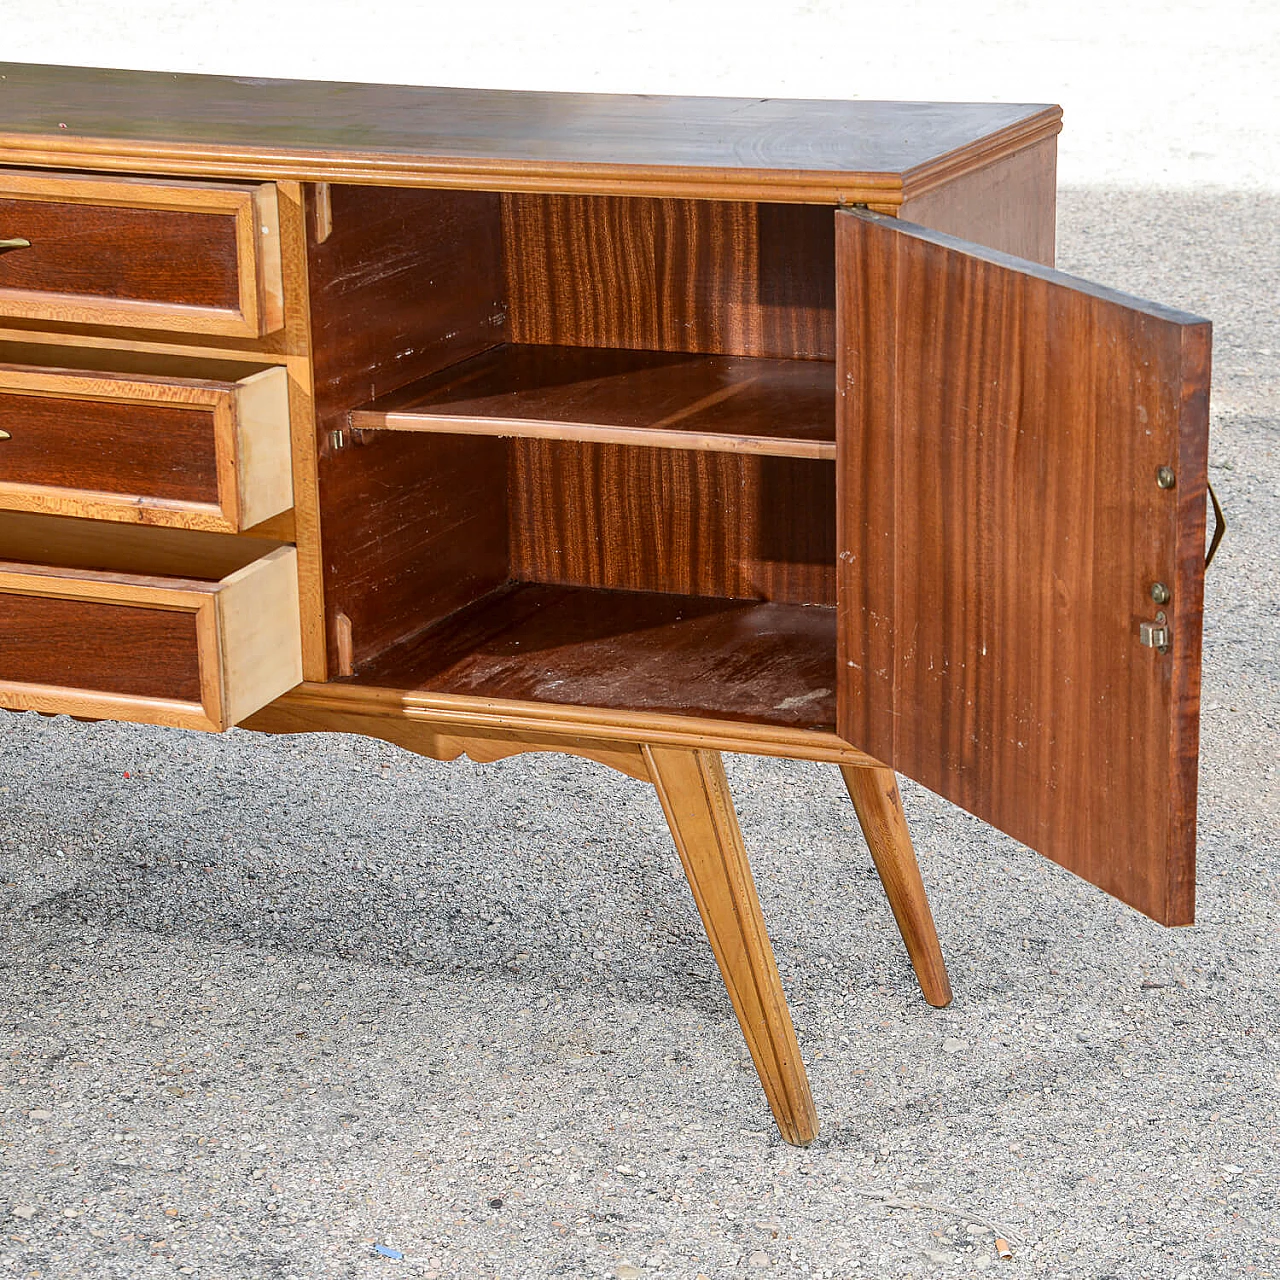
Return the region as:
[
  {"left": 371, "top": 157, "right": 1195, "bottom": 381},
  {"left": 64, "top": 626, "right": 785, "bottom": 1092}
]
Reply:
[
  {"left": 616, "top": 1164, "right": 636, "bottom": 1175},
  {"left": 924, "top": 1249, "right": 954, "bottom": 1265},
  {"left": 615, "top": 1265, "right": 643, "bottom": 1280},
  {"left": 942, "top": 1037, "right": 968, "bottom": 1053},
  {"left": 296, "top": 982, "right": 313, "bottom": 992},
  {"left": 11, "top": 1206, "right": 37, "bottom": 1220},
  {"left": 488, "top": 1198, "right": 503, "bottom": 1209},
  {"left": 62, "top": 1209, "right": 79, "bottom": 1218},
  {"left": 28, "top": 1109, "right": 52, "bottom": 1121},
  {"left": 967, "top": 1223, "right": 992, "bottom": 1235},
  {"left": 749, "top": 1251, "right": 771, "bottom": 1268}
]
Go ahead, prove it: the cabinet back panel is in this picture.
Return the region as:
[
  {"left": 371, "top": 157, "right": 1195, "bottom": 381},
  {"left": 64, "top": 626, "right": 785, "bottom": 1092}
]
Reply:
[
  {"left": 509, "top": 439, "right": 835, "bottom": 605},
  {"left": 503, "top": 196, "right": 835, "bottom": 359},
  {"left": 308, "top": 184, "right": 510, "bottom": 671}
]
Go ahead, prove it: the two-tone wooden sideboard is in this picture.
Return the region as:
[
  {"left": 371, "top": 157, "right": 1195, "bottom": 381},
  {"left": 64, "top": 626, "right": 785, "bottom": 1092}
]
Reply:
[{"left": 0, "top": 63, "right": 1214, "bottom": 1146}]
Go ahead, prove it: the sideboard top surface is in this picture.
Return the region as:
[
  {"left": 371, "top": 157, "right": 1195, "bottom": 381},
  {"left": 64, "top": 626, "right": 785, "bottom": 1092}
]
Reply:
[{"left": 0, "top": 62, "right": 1061, "bottom": 202}]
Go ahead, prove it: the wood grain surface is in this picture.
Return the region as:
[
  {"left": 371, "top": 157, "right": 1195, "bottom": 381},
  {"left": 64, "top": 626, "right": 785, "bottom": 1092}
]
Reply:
[
  {"left": 321, "top": 431, "right": 510, "bottom": 672},
  {"left": 895, "top": 135, "right": 1058, "bottom": 264},
  {"left": 0, "top": 388, "right": 218, "bottom": 503},
  {"left": 242, "top": 695, "right": 653, "bottom": 781},
  {"left": 0, "top": 195, "right": 239, "bottom": 308},
  {"left": 509, "top": 442, "right": 836, "bottom": 605},
  {"left": 504, "top": 197, "right": 835, "bottom": 358},
  {"left": 354, "top": 344, "right": 836, "bottom": 459},
  {"left": 835, "top": 211, "right": 1210, "bottom": 926},
  {"left": 349, "top": 582, "right": 838, "bottom": 730},
  {"left": 0, "top": 63, "right": 1060, "bottom": 204},
  {"left": 0, "top": 360, "right": 292, "bottom": 533},
  {"left": 254, "top": 680, "right": 880, "bottom": 768},
  {"left": 0, "top": 509, "right": 282, "bottom": 581},
  {"left": 0, "top": 170, "right": 282, "bottom": 337},
  {"left": 307, "top": 184, "right": 508, "bottom": 673},
  {"left": 0, "top": 591, "right": 201, "bottom": 699},
  {"left": 840, "top": 765, "right": 952, "bottom": 1007}
]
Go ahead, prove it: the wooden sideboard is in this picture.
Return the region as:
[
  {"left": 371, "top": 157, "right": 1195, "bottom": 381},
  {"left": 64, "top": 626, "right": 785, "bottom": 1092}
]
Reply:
[{"left": 0, "top": 63, "right": 1213, "bottom": 1147}]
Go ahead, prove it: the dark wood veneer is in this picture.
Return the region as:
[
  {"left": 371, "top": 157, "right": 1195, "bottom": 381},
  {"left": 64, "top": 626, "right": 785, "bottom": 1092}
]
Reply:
[
  {"left": 510, "top": 442, "right": 836, "bottom": 606},
  {"left": 0, "top": 197, "right": 241, "bottom": 309},
  {"left": 0, "top": 592, "right": 201, "bottom": 700},
  {"left": 0, "top": 390, "right": 219, "bottom": 503},
  {"left": 0, "top": 64, "right": 1059, "bottom": 203},
  {"left": 308, "top": 184, "right": 508, "bottom": 672},
  {"left": 503, "top": 198, "right": 835, "bottom": 358},
  {"left": 351, "top": 583, "right": 837, "bottom": 730},
  {"left": 836, "top": 211, "right": 1210, "bottom": 926}
]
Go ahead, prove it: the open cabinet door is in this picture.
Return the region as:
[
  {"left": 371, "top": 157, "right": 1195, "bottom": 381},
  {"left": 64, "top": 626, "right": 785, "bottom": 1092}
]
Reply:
[{"left": 836, "top": 210, "right": 1211, "bottom": 926}]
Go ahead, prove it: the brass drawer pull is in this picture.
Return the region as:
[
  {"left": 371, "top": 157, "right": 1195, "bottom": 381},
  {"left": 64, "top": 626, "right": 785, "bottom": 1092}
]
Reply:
[
  {"left": 0, "top": 238, "right": 31, "bottom": 254},
  {"left": 0, "top": 429, "right": 10, "bottom": 441}
]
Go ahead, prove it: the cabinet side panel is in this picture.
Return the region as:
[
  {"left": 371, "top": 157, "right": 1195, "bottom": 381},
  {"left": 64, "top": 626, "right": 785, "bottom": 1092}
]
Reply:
[
  {"left": 308, "top": 185, "right": 510, "bottom": 670},
  {"left": 323, "top": 431, "right": 509, "bottom": 671},
  {"left": 503, "top": 196, "right": 835, "bottom": 359},
  {"left": 897, "top": 136, "right": 1057, "bottom": 265},
  {"left": 510, "top": 440, "right": 835, "bottom": 605}
]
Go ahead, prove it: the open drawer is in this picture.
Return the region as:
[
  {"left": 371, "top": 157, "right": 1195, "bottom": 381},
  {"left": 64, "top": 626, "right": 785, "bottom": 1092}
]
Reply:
[
  {"left": 0, "top": 344, "right": 293, "bottom": 532},
  {"left": 0, "top": 512, "right": 302, "bottom": 731},
  {"left": 0, "top": 170, "right": 284, "bottom": 338}
]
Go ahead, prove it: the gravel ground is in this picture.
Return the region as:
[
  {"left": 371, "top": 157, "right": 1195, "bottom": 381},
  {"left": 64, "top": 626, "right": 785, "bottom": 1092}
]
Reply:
[{"left": 0, "top": 185, "right": 1276, "bottom": 1280}]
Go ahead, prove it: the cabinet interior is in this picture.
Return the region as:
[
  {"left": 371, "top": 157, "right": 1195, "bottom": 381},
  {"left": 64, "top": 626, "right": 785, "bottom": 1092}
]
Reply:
[{"left": 313, "top": 185, "right": 840, "bottom": 730}]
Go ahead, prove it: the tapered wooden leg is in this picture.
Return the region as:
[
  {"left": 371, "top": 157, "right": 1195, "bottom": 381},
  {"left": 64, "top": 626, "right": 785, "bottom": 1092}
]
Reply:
[
  {"left": 643, "top": 744, "right": 818, "bottom": 1147},
  {"left": 840, "top": 765, "right": 952, "bottom": 1007}
]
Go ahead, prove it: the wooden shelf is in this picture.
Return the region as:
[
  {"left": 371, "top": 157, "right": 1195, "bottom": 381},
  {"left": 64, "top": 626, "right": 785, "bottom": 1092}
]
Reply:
[
  {"left": 350, "top": 344, "right": 836, "bottom": 460},
  {"left": 346, "top": 583, "right": 837, "bottom": 731}
]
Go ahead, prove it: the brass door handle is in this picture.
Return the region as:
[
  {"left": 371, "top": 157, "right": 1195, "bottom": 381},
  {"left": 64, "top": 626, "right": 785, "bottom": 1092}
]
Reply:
[
  {"left": 0, "top": 237, "right": 31, "bottom": 254},
  {"left": 1205, "top": 480, "right": 1226, "bottom": 571}
]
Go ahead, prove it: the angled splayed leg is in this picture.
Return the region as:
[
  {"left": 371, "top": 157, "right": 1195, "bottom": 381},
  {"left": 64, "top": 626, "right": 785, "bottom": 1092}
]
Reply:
[
  {"left": 644, "top": 744, "right": 818, "bottom": 1146},
  {"left": 840, "top": 765, "right": 952, "bottom": 1008}
]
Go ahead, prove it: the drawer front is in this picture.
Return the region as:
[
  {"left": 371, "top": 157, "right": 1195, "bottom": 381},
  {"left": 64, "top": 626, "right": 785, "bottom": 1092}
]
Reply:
[
  {"left": 0, "top": 363, "right": 292, "bottom": 531},
  {"left": 1, "top": 591, "right": 202, "bottom": 701},
  {"left": 0, "top": 171, "right": 284, "bottom": 337},
  {"left": 0, "top": 533, "right": 302, "bottom": 732}
]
